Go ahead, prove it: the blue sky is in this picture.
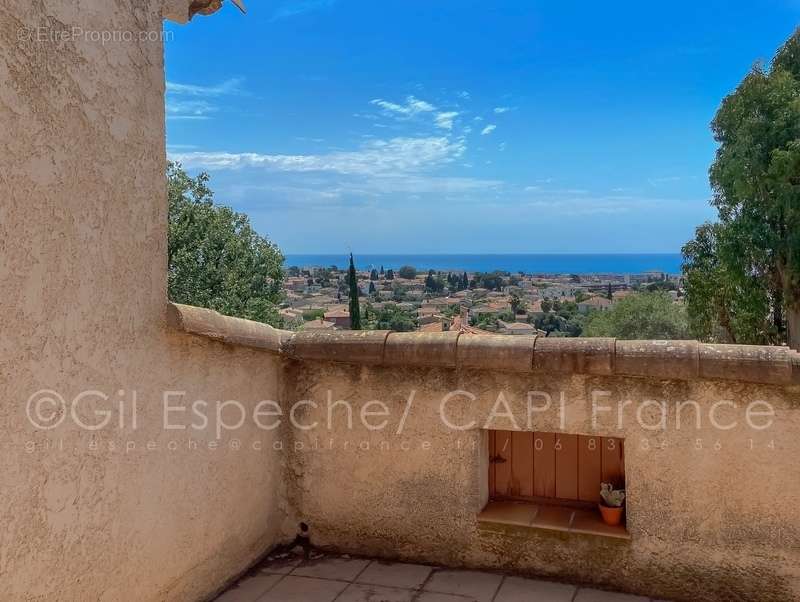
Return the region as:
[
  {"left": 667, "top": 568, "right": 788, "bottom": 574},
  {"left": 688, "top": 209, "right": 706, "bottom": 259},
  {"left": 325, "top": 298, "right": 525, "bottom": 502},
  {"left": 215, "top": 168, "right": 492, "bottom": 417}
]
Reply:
[{"left": 165, "top": 1, "right": 799, "bottom": 254}]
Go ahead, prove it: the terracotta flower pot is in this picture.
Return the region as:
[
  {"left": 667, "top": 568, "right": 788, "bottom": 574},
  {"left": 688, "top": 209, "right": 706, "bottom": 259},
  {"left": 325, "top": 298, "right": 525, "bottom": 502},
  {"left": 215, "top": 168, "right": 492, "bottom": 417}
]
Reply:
[{"left": 598, "top": 503, "right": 624, "bottom": 526}]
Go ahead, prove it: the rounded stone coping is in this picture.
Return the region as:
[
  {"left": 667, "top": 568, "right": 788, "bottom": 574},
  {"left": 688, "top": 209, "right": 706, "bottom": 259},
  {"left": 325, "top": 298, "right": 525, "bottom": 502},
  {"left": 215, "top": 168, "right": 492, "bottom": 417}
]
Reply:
[
  {"left": 168, "top": 303, "right": 800, "bottom": 385},
  {"left": 167, "top": 303, "right": 290, "bottom": 352},
  {"left": 283, "top": 329, "right": 391, "bottom": 365},
  {"left": 383, "top": 331, "right": 461, "bottom": 368}
]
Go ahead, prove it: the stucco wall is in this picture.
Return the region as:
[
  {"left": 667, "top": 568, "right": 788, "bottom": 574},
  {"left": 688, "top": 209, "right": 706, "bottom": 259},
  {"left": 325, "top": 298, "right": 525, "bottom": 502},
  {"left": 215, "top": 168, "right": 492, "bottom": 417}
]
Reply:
[
  {"left": 0, "top": 2, "right": 291, "bottom": 600},
  {"left": 283, "top": 360, "right": 800, "bottom": 602}
]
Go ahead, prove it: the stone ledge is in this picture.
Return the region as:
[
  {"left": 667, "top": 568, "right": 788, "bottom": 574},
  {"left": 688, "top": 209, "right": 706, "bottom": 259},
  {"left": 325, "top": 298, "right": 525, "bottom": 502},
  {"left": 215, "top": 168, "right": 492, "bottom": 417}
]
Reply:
[
  {"left": 615, "top": 340, "right": 699, "bottom": 381},
  {"left": 383, "top": 331, "right": 461, "bottom": 368},
  {"left": 534, "top": 337, "right": 615, "bottom": 375},
  {"left": 167, "top": 303, "right": 800, "bottom": 385},
  {"left": 283, "top": 329, "right": 391, "bottom": 365},
  {"left": 458, "top": 334, "right": 535, "bottom": 372},
  {"left": 167, "top": 303, "right": 290, "bottom": 352}
]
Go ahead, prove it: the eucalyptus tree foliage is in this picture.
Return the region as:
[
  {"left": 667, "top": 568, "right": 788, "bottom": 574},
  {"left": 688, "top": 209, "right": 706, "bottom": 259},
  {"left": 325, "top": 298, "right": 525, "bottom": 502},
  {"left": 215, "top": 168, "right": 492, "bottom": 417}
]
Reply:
[
  {"left": 167, "top": 162, "right": 284, "bottom": 326},
  {"left": 683, "top": 30, "right": 800, "bottom": 346}
]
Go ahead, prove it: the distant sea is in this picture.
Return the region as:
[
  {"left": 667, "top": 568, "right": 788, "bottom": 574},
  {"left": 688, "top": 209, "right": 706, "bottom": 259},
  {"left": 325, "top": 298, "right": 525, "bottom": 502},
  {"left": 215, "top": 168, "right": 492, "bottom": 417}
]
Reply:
[{"left": 284, "top": 254, "right": 683, "bottom": 275}]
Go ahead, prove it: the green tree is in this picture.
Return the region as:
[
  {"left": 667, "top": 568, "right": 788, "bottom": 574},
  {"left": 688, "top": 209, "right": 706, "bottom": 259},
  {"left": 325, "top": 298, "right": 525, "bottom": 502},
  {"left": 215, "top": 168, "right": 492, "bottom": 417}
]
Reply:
[
  {"left": 583, "top": 293, "right": 689, "bottom": 340},
  {"left": 683, "top": 223, "right": 773, "bottom": 343},
  {"left": 683, "top": 30, "right": 800, "bottom": 347},
  {"left": 302, "top": 309, "right": 325, "bottom": 321},
  {"left": 398, "top": 265, "right": 417, "bottom": 279},
  {"left": 645, "top": 280, "right": 676, "bottom": 292},
  {"left": 510, "top": 292, "right": 526, "bottom": 315},
  {"left": 167, "top": 163, "right": 284, "bottom": 326},
  {"left": 367, "top": 303, "right": 417, "bottom": 332},
  {"left": 425, "top": 269, "right": 445, "bottom": 293},
  {"left": 473, "top": 271, "right": 505, "bottom": 291},
  {"left": 391, "top": 282, "right": 407, "bottom": 302},
  {"left": 348, "top": 253, "right": 362, "bottom": 330},
  {"left": 442, "top": 303, "right": 462, "bottom": 318}
]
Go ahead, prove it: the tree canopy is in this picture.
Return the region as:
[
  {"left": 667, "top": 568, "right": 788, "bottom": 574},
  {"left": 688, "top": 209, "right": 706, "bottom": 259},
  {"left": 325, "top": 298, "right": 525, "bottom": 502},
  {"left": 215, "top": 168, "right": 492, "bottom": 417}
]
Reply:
[
  {"left": 398, "top": 265, "right": 417, "bottom": 279},
  {"left": 167, "top": 162, "right": 284, "bottom": 326},
  {"left": 583, "top": 293, "right": 689, "bottom": 340},
  {"left": 366, "top": 303, "right": 417, "bottom": 331},
  {"left": 682, "top": 29, "right": 800, "bottom": 346}
]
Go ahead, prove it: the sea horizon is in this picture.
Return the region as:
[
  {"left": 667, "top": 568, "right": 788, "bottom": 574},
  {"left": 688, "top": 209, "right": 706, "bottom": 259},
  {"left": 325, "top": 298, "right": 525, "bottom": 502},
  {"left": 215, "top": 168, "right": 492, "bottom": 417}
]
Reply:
[{"left": 284, "top": 253, "right": 683, "bottom": 275}]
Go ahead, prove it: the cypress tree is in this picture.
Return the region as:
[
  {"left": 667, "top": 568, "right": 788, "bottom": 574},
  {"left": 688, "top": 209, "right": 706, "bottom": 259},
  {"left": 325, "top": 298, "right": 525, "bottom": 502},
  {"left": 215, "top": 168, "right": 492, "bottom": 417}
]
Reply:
[{"left": 348, "top": 253, "right": 362, "bottom": 330}]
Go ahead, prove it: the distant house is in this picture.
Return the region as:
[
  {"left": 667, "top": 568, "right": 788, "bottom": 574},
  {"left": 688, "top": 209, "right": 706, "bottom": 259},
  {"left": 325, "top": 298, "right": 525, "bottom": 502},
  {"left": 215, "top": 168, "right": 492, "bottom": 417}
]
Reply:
[
  {"left": 417, "top": 306, "right": 439, "bottom": 318},
  {"left": 447, "top": 307, "right": 492, "bottom": 335},
  {"left": 279, "top": 308, "right": 304, "bottom": 326},
  {"left": 497, "top": 320, "right": 539, "bottom": 336},
  {"left": 285, "top": 276, "right": 308, "bottom": 292},
  {"left": 577, "top": 296, "right": 613, "bottom": 313},
  {"left": 418, "top": 314, "right": 442, "bottom": 326},
  {"left": 527, "top": 299, "right": 545, "bottom": 318},
  {"left": 419, "top": 321, "right": 445, "bottom": 333},
  {"left": 426, "top": 297, "right": 453, "bottom": 309},
  {"left": 472, "top": 304, "right": 508, "bottom": 318},
  {"left": 323, "top": 308, "right": 351, "bottom": 329},
  {"left": 300, "top": 318, "right": 336, "bottom": 330}
]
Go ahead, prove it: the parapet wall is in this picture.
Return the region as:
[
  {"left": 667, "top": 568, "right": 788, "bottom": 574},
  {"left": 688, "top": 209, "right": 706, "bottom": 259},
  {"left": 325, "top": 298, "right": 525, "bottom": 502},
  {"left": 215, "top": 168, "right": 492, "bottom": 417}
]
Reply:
[
  {"left": 279, "top": 350, "right": 800, "bottom": 602},
  {"left": 173, "top": 303, "right": 800, "bottom": 386},
  {"left": 170, "top": 303, "right": 800, "bottom": 601}
]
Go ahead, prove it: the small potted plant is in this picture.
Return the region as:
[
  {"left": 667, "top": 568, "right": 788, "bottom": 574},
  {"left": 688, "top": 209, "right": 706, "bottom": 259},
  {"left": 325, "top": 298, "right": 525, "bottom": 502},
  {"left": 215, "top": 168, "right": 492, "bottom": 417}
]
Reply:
[{"left": 599, "top": 482, "right": 625, "bottom": 526}]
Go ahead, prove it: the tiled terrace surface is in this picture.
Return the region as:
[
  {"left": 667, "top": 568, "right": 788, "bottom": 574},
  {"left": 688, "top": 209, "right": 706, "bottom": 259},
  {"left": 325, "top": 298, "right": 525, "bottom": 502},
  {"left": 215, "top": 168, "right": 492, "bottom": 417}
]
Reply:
[{"left": 214, "top": 553, "right": 670, "bottom": 602}]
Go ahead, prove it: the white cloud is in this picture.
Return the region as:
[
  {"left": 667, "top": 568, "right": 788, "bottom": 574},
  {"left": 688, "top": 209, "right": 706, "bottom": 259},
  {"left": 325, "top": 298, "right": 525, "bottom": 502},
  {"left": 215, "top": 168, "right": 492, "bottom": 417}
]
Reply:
[
  {"left": 370, "top": 96, "right": 436, "bottom": 118},
  {"left": 165, "top": 78, "right": 244, "bottom": 120},
  {"left": 493, "top": 106, "right": 513, "bottom": 114},
  {"left": 435, "top": 111, "right": 459, "bottom": 130},
  {"left": 481, "top": 124, "right": 497, "bottom": 136},
  {"left": 166, "top": 99, "right": 217, "bottom": 120},
  {"left": 457, "top": 91, "right": 471, "bottom": 100},
  {"left": 498, "top": 142, "right": 507, "bottom": 152},
  {"left": 353, "top": 174, "right": 502, "bottom": 194},
  {"left": 166, "top": 78, "right": 244, "bottom": 97},
  {"left": 170, "top": 136, "right": 466, "bottom": 176}
]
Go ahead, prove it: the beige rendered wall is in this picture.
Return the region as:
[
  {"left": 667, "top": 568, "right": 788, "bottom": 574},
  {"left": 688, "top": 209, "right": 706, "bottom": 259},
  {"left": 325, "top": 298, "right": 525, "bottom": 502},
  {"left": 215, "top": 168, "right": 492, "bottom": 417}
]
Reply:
[
  {"left": 283, "top": 360, "right": 800, "bottom": 602},
  {"left": 0, "top": 2, "right": 290, "bottom": 600}
]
